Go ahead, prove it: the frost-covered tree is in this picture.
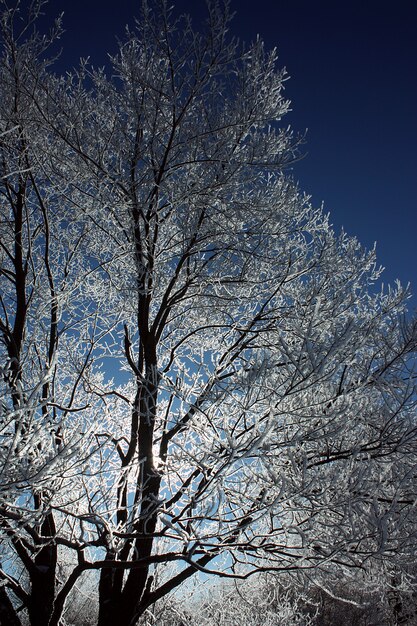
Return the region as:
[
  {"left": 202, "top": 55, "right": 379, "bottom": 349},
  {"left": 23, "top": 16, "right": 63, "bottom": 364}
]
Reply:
[
  {"left": 0, "top": 1, "right": 416, "bottom": 625},
  {"left": 138, "top": 572, "right": 315, "bottom": 626}
]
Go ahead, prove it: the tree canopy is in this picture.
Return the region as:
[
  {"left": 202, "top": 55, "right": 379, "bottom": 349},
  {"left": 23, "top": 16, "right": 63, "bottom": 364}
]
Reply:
[{"left": 0, "top": 1, "right": 416, "bottom": 625}]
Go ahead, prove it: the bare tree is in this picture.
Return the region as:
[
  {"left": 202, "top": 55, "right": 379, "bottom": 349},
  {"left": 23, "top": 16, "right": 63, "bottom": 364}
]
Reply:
[{"left": 0, "top": 1, "right": 416, "bottom": 625}]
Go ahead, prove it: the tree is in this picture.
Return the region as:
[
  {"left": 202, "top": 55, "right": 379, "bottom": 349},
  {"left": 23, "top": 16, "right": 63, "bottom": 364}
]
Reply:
[{"left": 0, "top": 1, "right": 416, "bottom": 625}]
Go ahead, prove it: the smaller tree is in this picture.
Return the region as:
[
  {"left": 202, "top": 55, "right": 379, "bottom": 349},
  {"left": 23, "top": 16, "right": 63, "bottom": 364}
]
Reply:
[{"left": 135, "top": 571, "right": 315, "bottom": 626}]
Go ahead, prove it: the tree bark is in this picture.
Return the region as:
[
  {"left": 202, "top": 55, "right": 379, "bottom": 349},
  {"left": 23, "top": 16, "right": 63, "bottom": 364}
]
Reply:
[
  {"left": 0, "top": 587, "right": 22, "bottom": 626},
  {"left": 27, "top": 510, "right": 57, "bottom": 626}
]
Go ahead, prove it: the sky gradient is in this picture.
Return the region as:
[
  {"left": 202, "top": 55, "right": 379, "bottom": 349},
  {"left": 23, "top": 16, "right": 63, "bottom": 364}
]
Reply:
[{"left": 36, "top": 0, "right": 416, "bottom": 306}]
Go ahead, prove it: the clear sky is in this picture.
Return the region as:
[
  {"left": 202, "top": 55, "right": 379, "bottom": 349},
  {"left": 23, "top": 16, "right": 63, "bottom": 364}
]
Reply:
[{"left": 34, "top": 0, "right": 416, "bottom": 306}]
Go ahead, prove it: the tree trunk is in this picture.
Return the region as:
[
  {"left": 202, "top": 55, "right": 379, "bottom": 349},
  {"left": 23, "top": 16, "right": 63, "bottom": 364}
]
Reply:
[
  {"left": 0, "top": 587, "right": 22, "bottom": 626},
  {"left": 98, "top": 355, "right": 160, "bottom": 626},
  {"left": 28, "top": 511, "right": 57, "bottom": 626}
]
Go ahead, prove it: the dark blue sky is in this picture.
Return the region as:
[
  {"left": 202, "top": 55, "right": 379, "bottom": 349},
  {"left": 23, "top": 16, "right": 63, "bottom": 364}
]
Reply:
[{"left": 39, "top": 0, "right": 416, "bottom": 306}]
